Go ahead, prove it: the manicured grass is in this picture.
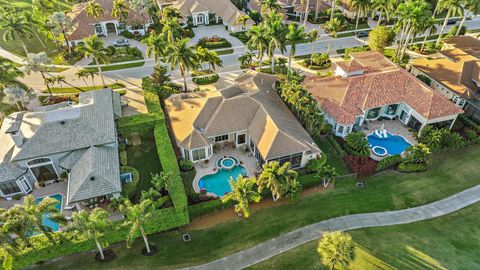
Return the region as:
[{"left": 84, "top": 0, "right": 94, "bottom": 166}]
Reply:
[
  {"left": 249, "top": 203, "right": 480, "bottom": 270},
  {"left": 35, "top": 145, "right": 480, "bottom": 270},
  {"left": 124, "top": 128, "right": 162, "bottom": 201},
  {"left": 181, "top": 169, "right": 196, "bottom": 197},
  {"left": 216, "top": 49, "right": 235, "bottom": 55},
  {"left": 85, "top": 61, "right": 145, "bottom": 72},
  {"left": 43, "top": 83, "right": 125, "bottom": 93},
  {"left": 315, "top": 136, "right": 349, "bottom": 175}
]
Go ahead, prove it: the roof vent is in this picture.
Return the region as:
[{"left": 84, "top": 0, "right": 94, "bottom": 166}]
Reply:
[
  {"left": 60, "top": 121, "right": 66, "bottom": 125},
  {"left": 90, "top": 176, "right": 95, "bottom": 181}
]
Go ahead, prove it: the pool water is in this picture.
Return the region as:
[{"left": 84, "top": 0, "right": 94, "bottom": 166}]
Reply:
[
  {"left": 34, "top": 194, "right": 62, "bottom": 232},
  {"left": 222, "top": 159, "right": 234, "bottom": 167},
  {"left": 198, "top": 166, "right": 248, "bottom": 197},
  {"left": 367, "top": 132, "right": 412, "bottom": 156}
]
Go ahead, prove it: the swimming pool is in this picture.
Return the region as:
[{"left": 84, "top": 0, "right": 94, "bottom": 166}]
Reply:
[
  {"left": 367, "top": 132, "right": 412, "bottom": 156},
  {"left": 34, "top": 194, "right": 62, "bottom": 232},
  {"left": 198, "top": 166, "right": 248, "bottom": 197}
]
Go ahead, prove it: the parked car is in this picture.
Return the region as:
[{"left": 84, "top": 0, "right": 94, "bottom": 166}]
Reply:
[
  {"left": 114, "top": 39, "right": 130, "bottom": 47},
  {"left": 356, "top": 31, "right": 369, "bottom": 38},
  {"left": 447, "top": 19, "right": 456, "bottom": 25}
]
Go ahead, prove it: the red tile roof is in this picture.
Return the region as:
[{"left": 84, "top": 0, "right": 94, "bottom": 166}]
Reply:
[{"left": 304, "top": 52, "right": 463, "bottom": 125}]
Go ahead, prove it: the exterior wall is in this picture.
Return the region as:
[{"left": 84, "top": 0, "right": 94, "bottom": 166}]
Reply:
[
  {"left": 68, "top": 21, "right": 150, "bottom": 46},
  {"left": 0, "top": 173, "right": 34, "bottom": 198}
]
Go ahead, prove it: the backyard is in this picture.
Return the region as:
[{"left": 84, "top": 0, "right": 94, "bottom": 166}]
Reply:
[{"left": 33, "top": 145, "right": 480, "bottom": 270}]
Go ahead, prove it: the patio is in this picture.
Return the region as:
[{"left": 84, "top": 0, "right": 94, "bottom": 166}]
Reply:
[{"left": 192, "top": 148, "right": 259, "bottom": 196}]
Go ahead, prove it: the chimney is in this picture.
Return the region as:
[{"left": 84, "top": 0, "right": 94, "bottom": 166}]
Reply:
[
  {"left": 5, "top": 112, "right": 25, "bottom": 147},
  {"left": 10, "top": 130, "right": 25, "bottom": 147}
]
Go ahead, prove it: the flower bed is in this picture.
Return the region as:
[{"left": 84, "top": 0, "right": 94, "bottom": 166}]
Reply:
[
  {"left": 197, "top": 36, "right": 232, "bottom": 49},
  {"left": 192, "top": 74, "right": 219, "bottom": 85}
]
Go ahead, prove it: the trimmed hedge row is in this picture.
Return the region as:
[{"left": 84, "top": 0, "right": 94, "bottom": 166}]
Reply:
[
  {"left": 192, "top": 74, "right": 219, "bottom": 85},
  {"left": 326, "top": 135, "right": 347, "bottom": 158},
  {"left": 397, "top": 162, "right": 428, "bottom": 173},
  {"left": 188, "top": 199, "right": 235, "bottom": 219},
  {"left": 376, "top": 155, "right": 402, "bottom": 171},
  {"left": 459, "top": 114, "right": 480, "bottom": 132}
]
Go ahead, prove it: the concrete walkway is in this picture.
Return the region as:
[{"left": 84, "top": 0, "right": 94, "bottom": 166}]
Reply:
[{"left": 182, "top": 184, "right": 480, "bottom": 270}]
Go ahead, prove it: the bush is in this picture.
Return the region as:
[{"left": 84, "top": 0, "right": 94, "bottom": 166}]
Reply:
[
  {"left": 192, "top": 74, "right": 219, "bottom": 85},
  {"left": 197, "top": 36, "right": 232, "bottom": 49},
  {"left": 153, "top": 195, "right": 171, "bottom": 209},
  {"left": 304, "top": 53, "right": 331, "bottom": 69},
  {"left": 448, "top": 25, "right": 466, "bottom": 37},
  {"left": 397, "top": 162, "right": 427, "bottom": 173},
  {"left": 120, "top": 150, "right": 128, "bottom": 166},
  {"left": 120, "top": 166, "right": 140, "bottom": 200},
  {"left": 344, "top": 132, "right": 370, "bottom": 157},
  {"left": 416, "top": 74, "right": 432, "bottom": 85},
  {"left": 344, "top": 155, "right": 377, "bottom": 177},
  {"left": 179, "top": 159, "right": 194, "bottom": 172},
  {"left": 298, "top": 173, "right": 323, "bottom": 189},
  {"left": 419, "top": 126, "right": 467, "bottom": 152},
  {"left": 376, "top": 154, "right": 402, "bottom": 171},
  {"left": 465, "top": 129, "right": 478, "bottom": 141},
  {"left": 121, "top": 30, "right": 136, "bottom": 39},
  {"left": 459, "top": 115, "right": 480, "bottom": 132},
  {"left": 326, "top": 135, "right": 346, "bottom": 158},
  {"left": 188, "top": 199, "right": 234, "bottom": 219}
]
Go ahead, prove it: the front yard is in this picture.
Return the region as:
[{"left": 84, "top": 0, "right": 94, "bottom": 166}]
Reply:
[{"left": 35, "top": 145, "right": 480, "bottom": 270}]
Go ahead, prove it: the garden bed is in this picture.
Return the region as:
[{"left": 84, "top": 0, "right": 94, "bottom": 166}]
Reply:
[
  {"left": 192, "top": 73, "right": 219, "bottom": 85},
  {"left": 197, "top": 36, "right": 232, "bottom": 49}
]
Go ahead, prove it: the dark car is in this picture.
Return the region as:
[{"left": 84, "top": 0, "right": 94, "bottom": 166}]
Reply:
[
  {"left": 447, "top": 19, "right": 456, "bottom": 25},
  {"left": 356, "top": 31, "right": 369, "bottom": 38}
]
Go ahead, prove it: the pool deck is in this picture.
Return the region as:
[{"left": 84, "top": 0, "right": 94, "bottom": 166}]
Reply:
[
  {"left": 193, "top": 148, "right": 259, "bottom": 197},
  {"left": 362, "top": 120, "right": 418, "bottom": 161},
  {"left": 0, "top": 181, "right": 68, "bottom": 210}
]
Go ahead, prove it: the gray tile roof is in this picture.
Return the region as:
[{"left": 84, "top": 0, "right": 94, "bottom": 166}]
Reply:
[
  {"left": 67, "top": 146, "right": 121, "bottom": 204},
  {"left": 58, "top": 149, "right": 87, "bottom": 170},
  {"left": 0, "top": 163, "right": 27, "bottom": 183}
]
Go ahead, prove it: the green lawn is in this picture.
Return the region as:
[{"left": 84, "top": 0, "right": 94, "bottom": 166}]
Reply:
[
  {"left": 85, "top": 61, "right": 145, "bottom": 72},
  {"left": 34, "top": 145, "right": 480, "bottom": 270},
  {"left": 249, "top": 203, "right": 480, "bottom": 270},
  {"left": 43, "top": 83, "right": 125, "bottom": 94},
  {"left": 315, "top": 136, "right": 349, "bottom": 175},
  {"left": 215, "top": 48, "right": 235, "bottom": 55}
]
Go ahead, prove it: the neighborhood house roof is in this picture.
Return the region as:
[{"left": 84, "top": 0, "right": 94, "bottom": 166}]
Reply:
[
  {"left": 411, "top": 36, "right": 480, "bottom": 99},
  {"left": 172, "top": 0, "right": 254, "bottom": 27},
  {"left": 67, "top": 0, "right": 151, "bottom": 40},
  {"left": 304, "top": 52, "right": 464, "bottom": 125},
  {"left": 166, "top": 73, "right": 320, "bottom": 161}
]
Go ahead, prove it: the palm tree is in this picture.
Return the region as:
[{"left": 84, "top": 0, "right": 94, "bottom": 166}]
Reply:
[
  {"left": 75, "top": 69, "right": 90, "bottom": 87},
  {"left": 162, "top": 17, "right": 182, "bottom": 43},
  {"left": 206, "top": 50, "right": 223, "bottom": 73},
  {"left": 22, "top": 11, "right": 47, "bottom": 50},
  {"left": 112, "top": 0, "right": 130, "bottom": 22},
  {"left": 0, "top": 58, "right": 24, "bottom": 89},
  {"left": 24, "top": 52, "right": 54, "bottom": 97},
  {"left": 345, "top": 132, "right": 370, "bottom": 156},
  {"left": 265, "top": 12, "right": 288, "bottom": 73},
  {"left": 307, "top": 29, "right": 319, "bottom": 65},
  {"left": 436, "top": 0, "right": 463, "bottom": 44},
  {"left": 2, "top": 86, "right": 30, "bottom": 111},
  {"left": 286, "top": 23, "right": 306, "bottom": 79},
  {"left": 142, "top": 32, "right": 167, "bottom": 64},
  {"left": 22, "top": 195, "right": 65, "bottom": 243},
  {"left": 119, "top": 199, "right": 155, "bottom": 254},
  {"left": 238, "top": 51, "right": 254, "bottom": 67},
  {"left": 0, "top": 205, "right": 36, "bottom": 247},
  {"left": 221, "top": 176, "right": 261, "bottom": 218},
  {"left": 166, "top": 38, "right": 196, "bottom": 92},
  {"left": 349, "top": 0, "right": 371, "bottom": 31},
  {"left": 303, "top": 0, "right": 311, "bottom": 26},
  {"left": 258, "top": 161, "right": 298, "bottom": 201},
  {"left": 68, "top": 209, "right": 112, "bottom": 260},
  {"left": 85, "top": 0, "right": 104, "bottom": 20},
  {"left": 246, "top": 24, "right": 269, "bottom": 70},
  {"left": 420, "top": 16, "right": 437, "bottom": 51},
  {"left": 324, "top": 18, "right": 344, "bottom": 51},
  {"left": 317, "top": 231, "right": 355, "bottom": 270},
  {"left": 372, "top": 0, "right": 394, "bottom": 25},
  {"left": 54, "top": 75, "right": 66, "bottom": 88},
  {"left": 87, "top": 70, "right": 98, "bottom": 87},
  {"left": 316, "top": 165, "right": 338, "bottom": 187},
  {"left": 151, "top": 171, "right": 172, "bottom": 192},
  {"left": 78, "top": 35, "right": 109, "bottom": 86},
  {"left": 0, "top": 12, "right": 33, "bottom": 56},
  {"left": 49, "top": 12, "right": 73, "bottom": 54},
  {"left": 261, "top": 0, "right": 282, "bottom": 14},
  {"left": 236, "top": 14, "right": 251, "bottom": 31},
  {"left": 32, "top": 0, "right": 54, "bottom": 16},
  {"left": 457, "top": 0, "right": 480, "bottom": 36}
]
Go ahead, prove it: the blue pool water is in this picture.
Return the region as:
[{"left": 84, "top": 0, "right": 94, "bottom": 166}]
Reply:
[
  {"left": 198, "top": 166, "right": 248, "bottom": 197},
  {"left": 34, "top": 194, "right": 62, "bottom": 232},
  {"left": 367, "top": 132, "right": 412, "bottom": 156},
  {"left": 222, "top": 159, "right": 234, "bottom": 167}
]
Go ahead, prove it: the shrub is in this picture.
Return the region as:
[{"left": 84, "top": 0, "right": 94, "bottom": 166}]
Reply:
[
  {"left": 197, "top": 36, "right": 232, "bottom": 49},
  {"left": 448, "top": 25, "right": 466, "bottom": 37},
  {"left": 116, "top": 89, "right": 127, "bottom": 96},
  {"left": 297, "top": 173, "right": 323, "bottom": 189},
  {"left": 344, "top": 155, "right": 377, "bottom": 177},
  {"left": 106, "top": 45, "right": 116, "bottom": 56},
  {"left": 153, "top": 195, "right": 171, "bottom": 209},
  {"left": 376, "top": 154, "right": 402, "bottom": 171},
  {"left": 120, "top": 166, "right": 140, "bottom": 200},
  {"left": 121, "top": 30, "right": 136, "bottom": 39},
  {"left": 326, "top": 135, "right": 346, "bottom": 158},
  {"left": 419, "top": 126, "right": 467, "bottom": 152},
  {"left": 344, "top": 132, "right": 370, "bottom": 157},
  {"left": 192, "top": 74, "right": 219, "bottom": 85},
  {"left": 120, "top": 150, "right": 128, "bottom": 166},
  {"left": 397, "top": 162, "right": 427, "bottom": 173},
  {"left": 416, "top": 74, "right": 431, "bottom": 85},
  {"left": 188, "top": 199, "right": 234, "bottom": 218},
  {"left": 179, "top": 159, "right": 194, "bottom": 172},
  {"left": 459, "top": 115, "right": 480, "bottom": 132},
  {"left": 465, "top": 129, "right": 478, "bottom": 141}
]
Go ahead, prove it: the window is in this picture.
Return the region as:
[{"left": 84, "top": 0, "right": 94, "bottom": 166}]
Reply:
[
  {"left": 192, "top": 148, "right": 206, "bottom": 161},
  {"left": 337, "top": 125, "right": 344, "bottom": 134},
  {"left": 385, "top": 104, "right": 399, "bottom": 116},
  {"left": 0, "top": 181, "right": 21, "bottom": 196},
  {"left": 183, "top": 148, "right": 190, "bottom": 160},
  {"left": 269, "top": 153, "right": 303, "bottom": 169},
  {"left": 345, "top": 126, "right": 351, "bottom": 134},
  {"left": 27, "top": 158, "right": 51, "bottom": 166},
  {"left": 237, "top": 134, "right": 246, "bottom": 144},
  {"left": 214, "top": 134, "right": 228, "bottom": 142},
  {"left": 366, "top": 107, "right": 381, "bottom": 119}
]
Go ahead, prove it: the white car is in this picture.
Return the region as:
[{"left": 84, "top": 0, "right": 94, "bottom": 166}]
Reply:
[{"left": 114, "top": 39, "right": 130, "bottom": 47}]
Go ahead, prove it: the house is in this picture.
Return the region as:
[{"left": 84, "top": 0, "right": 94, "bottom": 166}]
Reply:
[
  {"left": 303, "top": 52, "right": 464, "bottom": 137},
  {"left": 410, "top": 36, "right": 480, "bottom": 119},
  {"left": 0, "top": 89, "right": 122, "bottom": 205},
  {"left": 165, "top": 72, "right": 321, "bottom": 169},
  {"left": 67, "top": 0, "right": 152, "bottom": 46},
  {"left": 249, "top": 0, "right": 328, "bottom": 21},
  {"left": 159, "top": 0, "right": 254, "bottom": 32}
]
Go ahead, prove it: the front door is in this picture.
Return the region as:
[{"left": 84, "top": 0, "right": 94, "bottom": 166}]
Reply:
[
  {"left": 106, "top": 22, "right": 116, "bottom": 34},
  {"left": 19, "top": 178, "right": 32, "bottom": 193},
  {"left": 197, "top": 14, "right": 205, "bottom": 25}
]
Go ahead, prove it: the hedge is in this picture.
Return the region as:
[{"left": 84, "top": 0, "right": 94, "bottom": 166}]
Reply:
[
  {"left": 204, "top": 40, "right": 232, "bottom": 49},
  {"left": 397, "top": 162, "right": 428, "bottom": 173},
  {"left": 192, "top": 74, "right": 219, "bottom": 85},
  {"left": 326, "top": 135, "right": 347, "bottom": 158},
  {"left": 376, "top": 154, "right": 402, "bottom": 171},
  {"left": 188, "top": 199, "right": 235, "bottom": 219},
  {"left": 459, "top": 114, "right": 480, "bottom": 132},
  {"left": 298, "top": 173, "right": 323, "bottom": 189}
]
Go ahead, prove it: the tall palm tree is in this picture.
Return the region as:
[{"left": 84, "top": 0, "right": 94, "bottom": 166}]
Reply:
[
  {"left": 85, "top": 0, "right": 104, "bottom": 20},
  {"left": 221, "top": 176, "right": 261, "bottom": 218},
  {"left": 112, "top": 0, "right": 130, "bottom": 22},
  {"left": 162, "top": 17, "right": 182, "bottom": 43},
  {"left": 205, "top": 50, "right": 223, "bottom": 73},
  {"left": 316, "top": 165, "right": 338, "bottom": 187},
  {"left": 22, "top": 11, "right": 47, "bottom": 50},
  {"left": 2, "top": 85, "right": 30, "bottom": 111},
  {"left": 317, "top": 231, "right": 355, "bottom": 270},
  {"left": 265, "top": 12, "right": 288, "bottom": 73},
  {"left": 436, "top": 0, "right": 463, "bottom": 44},
  {"left": 75, "top": 69, "right": 90, "bottom": 87},
  {"left": 420, "top": 16, "right": 438, "bottom": 51},
  {"left": 68, "top": 209, "right": 112, "bottom": 261},
  {"left": 24, "top": 52, "right": 54, "bottom": 97},
  {"left": 330, "top": 0, "right": 336, "bottom": 21},
  {"left": 32, "top": 0, "right": 54, "bottom": 16},
  {"left": 261, "top": 0, "right": 282, "bottom": 14},
  {"left": 22, "top": 195, "right": 65, "bottom": 243},
  {"left": 0, "top": 205, "right": 36, "bottom": 247},
  {"left": 286, "top": 23, "right": 306, "bottom": 79},
  {"left": 456, "top": 0, "right": 480, "bottom": 35},
  {"left": 246, "top": 24, "right": 269, "bottom": 70},
  {"left": 119, "top": 199, "right": 155, "bottom": 254},
  {"left": 49, "top": 12, "right": 73, "bottom": 54},
  {"left": 166, "top": 38, "right": 196, "bottom": 92},
  {"left": 0, "top": 13, "right": 33, "bottom": 56},
  {"left": 236, "top": 14, "right": 251, "bottom": 31},
  {"left": 87, "top": 69, "right": 98, "bottom": 87},
  {"left": 142, "top": 32, "right": 167, "bottom": 64},
  {"left": 324, "top": 18, "right": 344, "bottom": 51},
  {"left": 350, "top": 0, "right": 371, "bottom": 31},
  {"left": 258, "top": 161, "right": 297, "bottom": 201},
  {"left": 194, "top": 46, "right": 209, "bottom": 75},
  {"left": 0, "top": 58, "right": 24, "bottom": 89},
  {"left": 78, "top": 35, "right": 109, "bottom": 86},
  {"left": 54, "top": 75, "right": 66, "bottom": 88},
  {"left": 303, "top": 0, "right": 311, "bottom": 26},
  {"left": 307, "top": 29, "right": 319, "bottom": 64},
  {"left": 372, "top": 0, "right": 394, "bottom": 25}
]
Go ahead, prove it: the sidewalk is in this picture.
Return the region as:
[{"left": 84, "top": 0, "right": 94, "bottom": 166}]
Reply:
[
  {"left": 182, "top": 184, "right": 480, "bottom": 270},
  {"left": 0, "top": 47, "right": 25, "bottom": 64}
]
